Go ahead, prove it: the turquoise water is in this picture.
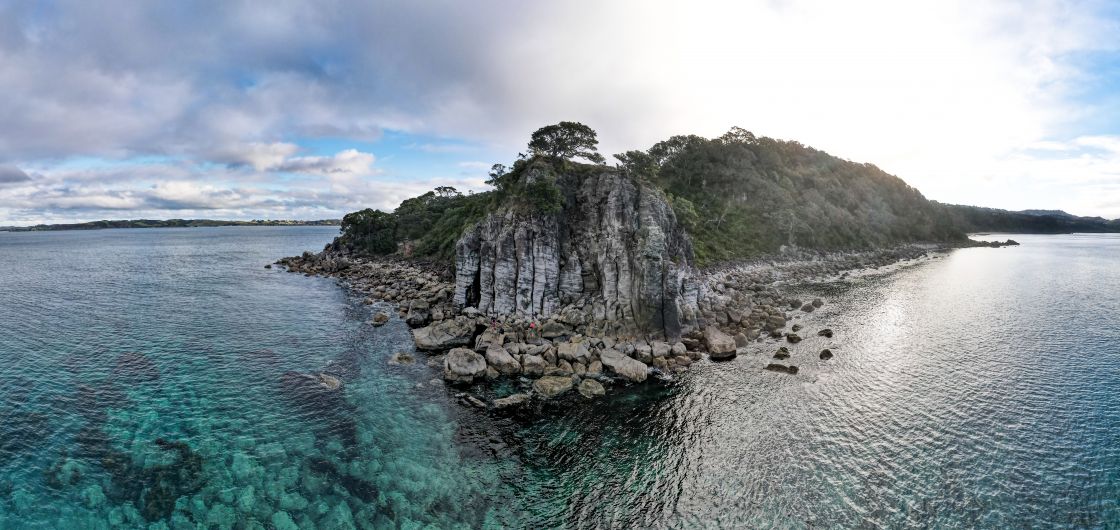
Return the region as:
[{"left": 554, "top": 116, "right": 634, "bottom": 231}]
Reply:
[{"left": 0, "top": 228, "right": 1117, "bottom": 528}]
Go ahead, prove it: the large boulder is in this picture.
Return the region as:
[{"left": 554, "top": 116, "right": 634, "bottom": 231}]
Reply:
[
  {"left": 405, "top": 299, "right": 431, "bottom": 328},
  {"left": 413, "top": 319, "right": 475, "bottom": 351},
  {"left": 492, "top": 393, "right": 530, "bottom": 409},
  {"left": 443, "top": 348, "right": 487, "bottom": 383},
  {"left": 704, "top": 327, "right": 737, "bottom": 360},
  {"left": 578, "top": 378, "right": 606, "bottom": 399},
  {"left": 532, "top": 376, "right": 574, "bottom": 399},
  {"left": 520, "top": 354, "right": 548, "bottom": 376},
  {"left": 485, "top": 346, "right": 521, "bottom": 375},
  {"left": 556, "top": 341, "right": 591, "bottom": 364},
  {"left": 599, "top": 348, "right": 648, "bottom": 383}
]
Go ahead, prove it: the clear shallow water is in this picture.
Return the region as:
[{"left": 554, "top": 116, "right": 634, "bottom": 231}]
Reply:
[{"left": 0, "top": 229, "right": 1117, "bottom": 529}]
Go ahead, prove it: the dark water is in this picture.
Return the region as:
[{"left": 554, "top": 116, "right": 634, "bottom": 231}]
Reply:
[{"left": 0, "top": 228, "right": 1117, "bottom": 529}]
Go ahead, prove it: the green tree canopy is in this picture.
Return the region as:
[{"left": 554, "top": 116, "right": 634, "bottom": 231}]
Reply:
[{"left": 528, "top": 121, "right": 605, "bottom": 164}]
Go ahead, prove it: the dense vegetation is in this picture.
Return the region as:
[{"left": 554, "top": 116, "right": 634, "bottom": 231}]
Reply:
[
  {"left": 334, "top": 122, "right": 1118, "bottom": 266},
  {"left": 616, "top": 127, "right": 966, "bottom": 262}
]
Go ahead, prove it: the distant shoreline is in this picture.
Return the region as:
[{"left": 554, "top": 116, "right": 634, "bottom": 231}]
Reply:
[{"left": 0, "top": 219, "right": 340, "bottom": 233}]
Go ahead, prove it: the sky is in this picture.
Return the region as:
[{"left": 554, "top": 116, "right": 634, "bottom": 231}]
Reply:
[{"left": 1, "top": 0, "right": 1119, "bottom": 225}]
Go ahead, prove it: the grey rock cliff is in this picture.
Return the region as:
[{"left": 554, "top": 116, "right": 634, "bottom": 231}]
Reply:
[{"left": 453, "top": 162, "right": 699, "bottom": 340}]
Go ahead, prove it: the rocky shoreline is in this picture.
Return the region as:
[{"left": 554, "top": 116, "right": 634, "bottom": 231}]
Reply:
[{"left": 275, "top": 242, "right": 955, "bottom": 411}]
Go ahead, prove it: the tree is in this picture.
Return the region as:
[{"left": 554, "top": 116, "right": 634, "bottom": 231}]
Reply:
[
  {"left": 339, "top": 209, "right": 398, "bottom": 255},
  {"left": 433, "top": 186, "right": 461, "bottom": 198},
  {"left": 614, "top": 150, "right": 658, "bottom": 178},
  {"left": 527, "top": 121, "right": 605, "bottom": 164}
]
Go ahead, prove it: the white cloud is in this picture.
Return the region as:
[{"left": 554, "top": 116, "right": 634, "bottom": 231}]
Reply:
[{"left": 276, "top": 149, "right": 377, "bottom": 176}]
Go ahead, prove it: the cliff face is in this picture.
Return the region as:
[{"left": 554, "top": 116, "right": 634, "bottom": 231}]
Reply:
[{"left": 452, "top": 163, "right": 699, "bottom": 340}]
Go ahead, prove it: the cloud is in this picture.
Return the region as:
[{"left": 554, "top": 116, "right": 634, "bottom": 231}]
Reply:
[
  {"left": 0, "top": 166, "right": 32, "bottom": 184},
  {"left": 1, "top": 0, "right": 1119, "bottom": 220},
  {"left": 275, "top": 149, "right": 376, "bottom": 175}
]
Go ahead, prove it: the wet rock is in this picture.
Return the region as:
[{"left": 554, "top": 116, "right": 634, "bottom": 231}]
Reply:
[
  {"left": 670, "top": 342, "right": 687, "bottom": 356},
  {"left": 578, "top": 379, "right": 606, "bottom": 398},
  {"left": 764, "top": 364, "right": 799, "bottom": 375},
  {"left": 586, "top": 360, "right": 603, "bottom": 375},
  {"left": 818, "top": 328, "right": 834, "bottom": 338},
  {"left": 465, "top": 395, "right": 487, "bottom": 408},
  {"left": 388, "top": 352, "right": 414, "bottom": 365},
  {"left": 773, "top": 347, "right": 790, "bottom": 360},
  {"left": 812, "top": 298, "right": 824, "bottom": 308},
  {"left": 599, "top": 349, "right": 648, "bottom": 382},
  {"left": 442, "top": 348, "right": 487, "bottom": 383},
  {"left": 819, "top": 349, "right": 833, "bottom": 360},
  {"left": 704, "top": 327, "right": 737, "bottom": 360},
  {"left": 532, "top": 376, "right": 574, "bottom": 399},
  {"left": 413, "top": 319, "right": 476, "bottom": 351},
  {"left": 485, "top": 346, "right": 521, "bottom": 375},
  {"left": 492, "top": 393, "right": 530, "bottom": 409},
  {"left": 633, "top": 343, "right": 653, "bottom": 364},
  {"left": 791, "top": 324, "right": 802, "bottom": 332},
  {"left": 370, "top": 312, "right": 390, "bottom": 327},
  {"left": 520, "top": 354, "right": 548, "bottom": 376},
  {"left": 786, "top": 333, "right": 802, "bottom": 343},
  {"left": 800, "top": 303, "right": 815, "bottom": 313}
]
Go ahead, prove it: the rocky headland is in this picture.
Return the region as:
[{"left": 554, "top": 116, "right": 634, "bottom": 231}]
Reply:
[{"left": 276, "top": 123, "right": 1025, "bottom": 412}]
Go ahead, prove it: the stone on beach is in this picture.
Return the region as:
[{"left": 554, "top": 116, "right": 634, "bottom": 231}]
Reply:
[
  {"left": 578, "top": 378, "right": 606, "bottom": 398},
  {"left": 443, "top": 348, "right": 487, "bottom": 383},
  {"left": 532, "top": 376, "right": 574, "bottom": 399},
  {"left": 599, "top": 348, "right": 648, "bottom": 382},
  {"left": 413, "top": 319, "right": 476, "bottom": 351},
  {"left": 704, "top": 327, "right": 737, "bottom": 360},
  {"left": 485, "top": 346, "right": 521, "bottom": 375},
  {"left": 764, "top": 363, "right": 799, "bottom": 375}
]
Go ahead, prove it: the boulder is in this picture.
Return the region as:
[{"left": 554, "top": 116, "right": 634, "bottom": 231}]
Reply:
[
  {"left": 791, "top": 324, "right": 802, "bottom": 332},
  {"left": 404, "top": 300, "right": 431, "bottom": 328},
  {"left": 413, "top": 319, "right": 475, "bottom": 351},
  {"left": 539, "top": 321, "right": 571, "bottom": 339},
  {"left": 442, "top": 348, "right": 487, "bottom": 383},
  {"left": 556, "top": 341, "right": 591, "bottom": 364},
  {"left": 733, "top": 333, "right": 749, "bottom": 348},
  {"left": 819, "top": 349, "right": 833, "bottom": 360},
  {"left": 485, "top": 346, "right": 521, "bottom": 375},
  {"left": 651, "top": 341, "right": 671, "bottom": 358},
  {"left": 474, "top": 328, "right": 506, "bottom": 352},
  {"left": 370, "top": 312, "right": 390, "bottom": 327},
  {"left": 578, "top": 379, "right": 606, "bottom": 399},
  {"left": 633, "top": 343, "right": 653, "bottom": 364},
  {"left": 388, "top": 352, "right": 414, "bottom": 365},
  {"left": 786, "top": 333, "right": 802, "bottom": 344},
  {"left": 764, "top": 363, "right": 799, "bottom": 375},
  {"left": 520, "top": 354, "right": 548, "bottom": 376},
  {"left": 599, "top": 349, "right": 648, "bottom": 383},
  {"left": 704, "top": 327, "right": 737, "bottom": 360},
  {"left": 586, "top": 360, "right": 603, "bottom": 375},
  {"left": 773, "top": 347, "right": 790, "bottom": 360},
  {"left": 817, "top": 328, "right": 834, "bottom": 338},
  {"left": 532, "top": 376, "right": 574, "bottom": 399},
  {"left": 800, "top": 303, "right": 815, "bottom": 313},
  {"left": 492, "top": 393, "right": 530, "bottom": 409},
  {"left": 670, "top": 342, "right": 687, "bottom": 356},
  {"left": 812, "top": 298, "right": 824, "bottom": 308}
]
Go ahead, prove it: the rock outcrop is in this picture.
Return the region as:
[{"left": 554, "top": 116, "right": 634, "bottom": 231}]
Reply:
[{"left": 453, "top": 162, "right": 699, "bottom": 340}]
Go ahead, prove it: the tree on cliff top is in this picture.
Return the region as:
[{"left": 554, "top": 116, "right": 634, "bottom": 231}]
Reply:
[{"left": 528, "top": 121, "right": 605, "bottom": 164}]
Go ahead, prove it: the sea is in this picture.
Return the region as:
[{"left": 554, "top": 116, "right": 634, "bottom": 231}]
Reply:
[{"left": 0, "top": 227, "right": 1116, "bottom": 529}]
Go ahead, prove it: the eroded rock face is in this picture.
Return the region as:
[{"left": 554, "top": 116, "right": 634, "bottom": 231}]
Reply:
[{"left": 453, "top": 163, "right": 699, "bottom": 340}]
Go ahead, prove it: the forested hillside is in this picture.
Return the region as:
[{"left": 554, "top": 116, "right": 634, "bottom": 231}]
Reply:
[
  {"left": 329, "top": 123, "right": 1117, "bottom": 268},
  {"left": 615, "top": 128, "right": 967, "bottom": 263}
]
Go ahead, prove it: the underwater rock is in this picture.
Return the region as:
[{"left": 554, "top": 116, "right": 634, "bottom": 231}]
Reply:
[
  {"left": 492, "top": 393, "right": 530, "bottom": 409},
  {"left": 389, "top": 352, "right": 415, "bottom": 365},
  {"left": 370, "top": 312, "right": 390, "bottom": 326}
]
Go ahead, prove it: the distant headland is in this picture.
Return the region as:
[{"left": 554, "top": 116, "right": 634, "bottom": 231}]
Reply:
[{"left": 0, "top": 219, "right": 340, "bottom": 232}]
